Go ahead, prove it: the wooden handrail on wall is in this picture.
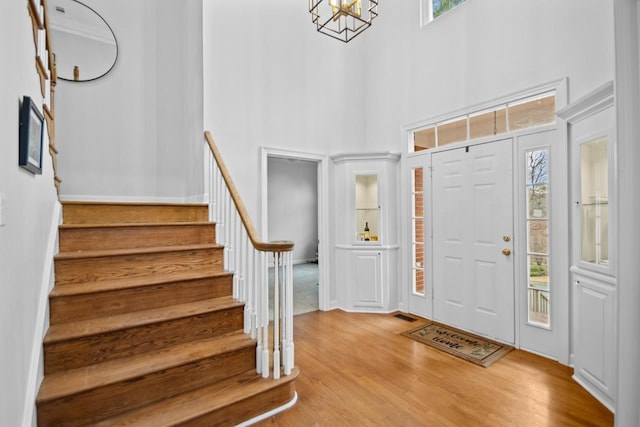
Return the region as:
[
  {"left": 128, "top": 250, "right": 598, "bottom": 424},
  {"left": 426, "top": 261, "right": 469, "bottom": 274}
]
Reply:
[{"left": 204, "top": 131, "right": 294, "bottom": 253}]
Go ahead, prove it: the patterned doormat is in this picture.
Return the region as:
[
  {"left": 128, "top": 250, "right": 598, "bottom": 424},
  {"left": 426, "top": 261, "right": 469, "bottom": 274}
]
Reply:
[{"left": 402, "top": 321, "right": 513, "bottom": 368}]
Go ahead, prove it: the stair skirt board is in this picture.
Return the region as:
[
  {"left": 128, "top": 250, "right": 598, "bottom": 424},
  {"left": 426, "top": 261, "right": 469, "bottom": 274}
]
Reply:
[{"left": 238, "top": 392, "right": 299, "bottom": 427}]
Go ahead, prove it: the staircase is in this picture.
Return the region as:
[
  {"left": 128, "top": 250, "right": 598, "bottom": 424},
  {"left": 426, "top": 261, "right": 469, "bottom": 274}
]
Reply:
[{"left": 36, "top": 201, "right": 298, "bottom": 426}]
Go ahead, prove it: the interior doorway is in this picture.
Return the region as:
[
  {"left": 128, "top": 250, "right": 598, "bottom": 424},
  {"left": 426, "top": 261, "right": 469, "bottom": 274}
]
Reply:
[
  {"left": 267, "top": 156, "right": 319, "bottom": 315},
  {"left": 261, "top": 148, "right": 329, "bottom": 314}
]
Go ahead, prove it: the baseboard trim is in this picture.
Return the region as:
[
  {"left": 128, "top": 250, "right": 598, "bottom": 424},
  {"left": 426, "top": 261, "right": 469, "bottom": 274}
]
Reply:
[
  {"left": 237, "top": 391, "right": 298, "bottom": 426},
  {"left": 22, "top": 201, "right": 62, "bottom": 427}
]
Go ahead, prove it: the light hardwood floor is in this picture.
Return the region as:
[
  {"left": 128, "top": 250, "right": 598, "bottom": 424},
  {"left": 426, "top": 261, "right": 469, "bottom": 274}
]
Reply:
[{"left": 258, "top": 310, "right": 613, "bottom": 426}]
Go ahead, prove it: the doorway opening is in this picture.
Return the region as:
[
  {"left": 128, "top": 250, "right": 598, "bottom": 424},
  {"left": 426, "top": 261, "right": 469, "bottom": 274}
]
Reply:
[{"left": 262, "top": 148, "right": 329, "bottom": 315}]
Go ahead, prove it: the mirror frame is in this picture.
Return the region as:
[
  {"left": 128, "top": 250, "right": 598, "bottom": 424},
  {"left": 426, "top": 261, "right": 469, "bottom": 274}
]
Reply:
[{"left": 51, "top": 0, "right": 119, "bottom": 82}]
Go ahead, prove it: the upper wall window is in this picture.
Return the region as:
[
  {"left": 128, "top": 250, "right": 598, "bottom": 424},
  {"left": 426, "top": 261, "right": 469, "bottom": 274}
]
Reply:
[{"left": 422, "top": 0, "right": 467, "bottom": 25}]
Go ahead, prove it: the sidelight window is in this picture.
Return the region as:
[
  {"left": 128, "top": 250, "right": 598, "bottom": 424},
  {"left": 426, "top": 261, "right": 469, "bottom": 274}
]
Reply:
[
  {"left": 411, "top": 167, "right": 425, "bottom": 296},
  {"left": 526, "top": 149, "right": 550, "bottom": 327}
]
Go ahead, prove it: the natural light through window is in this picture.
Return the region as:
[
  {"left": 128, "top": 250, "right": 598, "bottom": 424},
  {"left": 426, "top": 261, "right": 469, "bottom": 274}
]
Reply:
[
  {"left": 412, "top": 167, "right": 425, "bottom": 296},
  {"left": 526, "top": 149, "right": 550, "bottom": 327},
  {"left": 422, "top": 0, "right": 467, "bottom": 24},
  {"left": 410, "top": 91, "right": 556, "bottom": 153}
]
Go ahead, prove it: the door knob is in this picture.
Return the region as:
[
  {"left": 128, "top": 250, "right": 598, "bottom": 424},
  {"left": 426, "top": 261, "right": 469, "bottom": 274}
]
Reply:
[{"left": 502, "top": 248, "right": 511, "bottom": 256}]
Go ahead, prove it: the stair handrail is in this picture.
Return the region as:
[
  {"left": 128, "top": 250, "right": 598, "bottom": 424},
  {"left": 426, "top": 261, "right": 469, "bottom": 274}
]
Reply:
[
  {"left": 205, "top": 131, "right": 293, "bottom": 253},
  {"left": 204, "top": 131, "right": 295, "bottom": 381}
]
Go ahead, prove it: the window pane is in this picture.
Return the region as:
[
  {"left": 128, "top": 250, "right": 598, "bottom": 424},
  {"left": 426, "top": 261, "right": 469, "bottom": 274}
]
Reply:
[
  {"left": 526, "top": 148, "right": 550, "bottom": 327},
  {"left": 528, "top": 255, "right": 549, "bottom": 288},
  {"left": 528, "top": 289, "right": 550, "bottom": 325},
  {"left": 412, "top": 167, "right": 425, "bottom": 296},
  {"left": 508, "top": 93, "right": 556, "bottom": 131},
  {"left": 527, "top": 185, "right": 548, "bottom": 219},
  {"left": 526, "top": 150, "right": 549, "bottom": 185},
  {"left": 432, "top": 0, "right": 466, "bottom": 19},
  {"left": 414, "top": 268, "right": 425, "bottom": 295},
  {"left": 581, "top": 203, "right": 609, "bottom": 265},
  {"left": 469, "top": 108, "right": 506, "bottom": 139},
  {"left": 528, "top": 220, "right": 548, "bottom": 254},
  {"left": 413, "top": 127, "right": 435, "bottom": 152},
  {"left": 413, "top": 167, "right": 424, "bottom": 198},
  {"left": 580, "top": 137, "right": 608, "bottom": 266},
  {"left": 437, "top": 117, "right": 467, "bottom": 146}
]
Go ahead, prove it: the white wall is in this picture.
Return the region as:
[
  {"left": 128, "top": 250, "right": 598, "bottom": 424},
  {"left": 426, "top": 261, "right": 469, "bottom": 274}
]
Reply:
[
  {"left": 203, "top": 0, "right": 367, "bottom": 231},
  {"left": 363, "top": 0, "right": 615, "bottom": 152},
  {"left": 203, "top": 0, "right": 615, "bottom": 231},
  {"left": 0, "top": 2, "right": 60, "bottom": 426},
  {"left": 267, "top": 157, "right": 318, "bottom": 263},
  {"left": 56, "top": 0, "right": 204, "bottom": 201}
]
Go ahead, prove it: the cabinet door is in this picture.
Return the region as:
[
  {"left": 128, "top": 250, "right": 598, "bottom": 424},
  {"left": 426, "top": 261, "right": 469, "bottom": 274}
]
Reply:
[
  {"left": 573, "top": 273, "right": 616, "bottom": 405},
  {"left": 353, "top": 251, "right": 382, "bottom": 308}
]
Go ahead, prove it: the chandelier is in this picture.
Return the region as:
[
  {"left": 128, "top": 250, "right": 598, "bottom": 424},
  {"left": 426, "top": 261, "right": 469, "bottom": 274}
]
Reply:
[{"left": 309, "top": 0, "right": 378, "bottom": 43}]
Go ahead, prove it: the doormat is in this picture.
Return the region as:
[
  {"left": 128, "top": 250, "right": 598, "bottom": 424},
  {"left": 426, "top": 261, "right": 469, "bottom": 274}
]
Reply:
[{"left": 401, "top": 321, "right": 513, "bottom": 368}]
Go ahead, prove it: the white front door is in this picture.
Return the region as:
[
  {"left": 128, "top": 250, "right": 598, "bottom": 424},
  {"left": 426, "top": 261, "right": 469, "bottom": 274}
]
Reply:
[{"left": 432, "top": 139, "right": 515, "bottom": 343}]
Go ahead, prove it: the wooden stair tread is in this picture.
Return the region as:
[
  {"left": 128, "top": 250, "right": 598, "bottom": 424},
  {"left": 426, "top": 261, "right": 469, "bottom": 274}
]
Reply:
[
  {"left": 49, "top": 270, "right": 232, "bottom": 297},
  {"left": 37, "top": 331, "right": 256, "bottom": 403},
  {"left": 94, "top": 366, "right": 300, "bottom": 427},
  {"left": 59, "top": 221, "right": 214, "bottom": 229},
  {"left": 55, "top": 243, "right": 223, "bottom": 260},
  {"left": 44, "top": 297, "right": 242, "bottom": 343}
]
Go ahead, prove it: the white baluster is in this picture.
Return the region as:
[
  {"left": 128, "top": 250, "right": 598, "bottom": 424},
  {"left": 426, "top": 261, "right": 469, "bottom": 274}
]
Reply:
[
  {"left": 273, "top": 252, "right": 281, "bottom": 380},
  {"left": 284, "top": 250, "right": 295, "bottom": 375},
  {"left": 249, "top": 249, "right": 257, "bottom": 339},
  {"left": 280, "top": 254, "right": 287, "bottom": 372},
  {"left": 261, "top": 250, "right": 270, "bottom": 378}
]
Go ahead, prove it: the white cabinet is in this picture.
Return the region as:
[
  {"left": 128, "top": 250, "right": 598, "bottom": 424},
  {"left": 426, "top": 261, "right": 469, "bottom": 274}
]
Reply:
[
  {"left": 353, "top": 250, "right": 382, "bottom": 307},
  {"left": 332, "top": 152, "right": 400, "bottom": 312},
  {"left": 558, "top": 81, "right": 616, "bottom": 411},
  {"left": 571, "top": 269, "right": 616, "bottom": 411}
]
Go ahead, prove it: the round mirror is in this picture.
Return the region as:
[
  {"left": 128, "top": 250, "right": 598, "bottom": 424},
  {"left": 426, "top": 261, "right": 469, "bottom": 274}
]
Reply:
[{"left": 48, "top": 0, "right": 118, "bottom": 82}]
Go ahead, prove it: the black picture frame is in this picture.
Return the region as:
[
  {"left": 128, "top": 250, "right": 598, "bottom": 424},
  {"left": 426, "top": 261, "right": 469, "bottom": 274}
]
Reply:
[{"left": 19, "top": 96, "right": 44, "bottom": 174}]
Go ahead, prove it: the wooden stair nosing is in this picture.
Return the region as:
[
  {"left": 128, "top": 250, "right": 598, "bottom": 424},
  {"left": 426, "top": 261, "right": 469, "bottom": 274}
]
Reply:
[
  {"left": 59, "top": 221, "right": 215, "bottom": 230},
  {"left": 61, "top": 201, "right": 209, "bottom": 208},
  {"left": 54, "top": 243, "right": 224, "bottom": 261},
  {"left": 92, "top": 367, "right": 300, "bottom": 427},
  {"left": 44, "top": 297, "right": 243, "bottom": 344},
  {"left": 49, "top": 270, "right": 233, "bottom": 298},
  {"left": 37, "top": 331, "right": 257, "bottom": 403}
]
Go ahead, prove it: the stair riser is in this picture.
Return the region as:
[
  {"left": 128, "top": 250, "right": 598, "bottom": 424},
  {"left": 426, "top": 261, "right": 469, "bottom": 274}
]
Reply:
[
  {"left": 59, "top": 224, "right": 217, "bottom": 252},
  {"left": 49, "top": 275, "right": 233, "bottom": 324},
  {"left": 182, "top": 380, "right": 296, "bottom": 427},
  {"left": 62, "top": 203, "right": 209, "bottom": 224},
  {"left": 37, "top": 346, "right": 256, "bottom": 427},
  {"left": 44, "top": 306, "right": 244, "bottom": 375},
  {"left": 54, "top": 248, "right": 224, "bottom": 285}
]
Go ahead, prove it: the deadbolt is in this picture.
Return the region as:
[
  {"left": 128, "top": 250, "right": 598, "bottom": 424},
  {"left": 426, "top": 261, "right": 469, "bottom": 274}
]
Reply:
[
  {"left": 503, "top": 235, "right": 511, "bottom": 242},
  {"left": 502, "top": 248, "right": 511, "bottom": 256}
]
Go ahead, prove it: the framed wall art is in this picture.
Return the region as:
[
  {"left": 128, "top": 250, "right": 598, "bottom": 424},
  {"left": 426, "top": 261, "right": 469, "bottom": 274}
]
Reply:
[{"left": 19, "top": 96, "right": 44, "bottom": 174}]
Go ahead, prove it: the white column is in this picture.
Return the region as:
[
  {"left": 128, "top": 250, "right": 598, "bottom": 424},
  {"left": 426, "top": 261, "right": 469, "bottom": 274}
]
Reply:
[{"left": 613, "top": 1, "right": 640, "bottom": 425}]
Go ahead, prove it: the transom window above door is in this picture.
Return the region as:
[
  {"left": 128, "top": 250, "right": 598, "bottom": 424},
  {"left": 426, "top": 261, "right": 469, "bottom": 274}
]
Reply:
[{"left": 409, "top": 92, "right": 556, "bottom": 153}]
